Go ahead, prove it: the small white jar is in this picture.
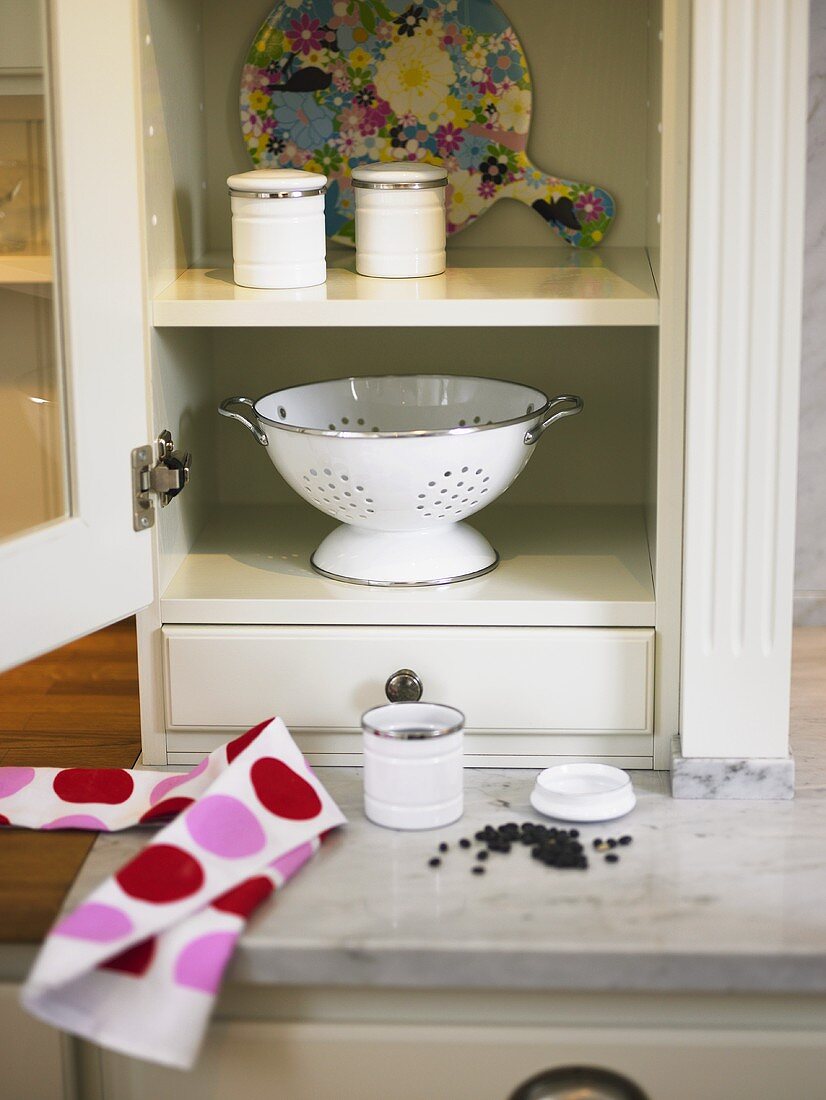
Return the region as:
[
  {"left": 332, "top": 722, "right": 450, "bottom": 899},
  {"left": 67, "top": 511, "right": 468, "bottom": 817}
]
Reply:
[
  {"left": 361, "top": 702, "right": 464, "bottom": 830},
  {"left": 352, "top": 162, "right": 447, "bottom": 279},
  {"left": 227, "top": 168, "right": 327, "bottom": 289}
]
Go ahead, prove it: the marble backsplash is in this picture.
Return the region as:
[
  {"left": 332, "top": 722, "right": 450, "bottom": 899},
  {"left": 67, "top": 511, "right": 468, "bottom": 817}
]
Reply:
[{"left": 796, "top": 0, "right": 826, "bottom": 624}]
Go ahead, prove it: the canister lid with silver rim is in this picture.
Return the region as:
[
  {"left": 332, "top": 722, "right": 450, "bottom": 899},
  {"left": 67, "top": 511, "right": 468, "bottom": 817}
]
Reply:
[
  {"left": 351, "top": 162, "right": 448, "bottom": 191},
  {"left": 227, "top": 167, "right": 328, "bottom": 199},
  {"left": 361, "top": 702, "right": 464, "bottom": 739}
]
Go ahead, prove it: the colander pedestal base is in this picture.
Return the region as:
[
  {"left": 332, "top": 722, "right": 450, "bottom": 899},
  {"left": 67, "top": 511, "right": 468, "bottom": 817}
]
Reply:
[{"left": 310, "top": 522, "right": 499, "bottom": 587}]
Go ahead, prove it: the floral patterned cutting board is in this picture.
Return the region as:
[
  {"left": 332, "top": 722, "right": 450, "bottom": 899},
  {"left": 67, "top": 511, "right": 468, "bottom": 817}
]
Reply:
[{"left": 240, "top": 0, "right": 615, "bottom": 248}]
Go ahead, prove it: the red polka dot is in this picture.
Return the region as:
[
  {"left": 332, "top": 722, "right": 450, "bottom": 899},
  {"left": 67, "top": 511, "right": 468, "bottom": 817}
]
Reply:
[
  {"left": 0, "top": 815, "right": 9, "bottom": 827},
  {"left": 116, "top": 844, "right": 204, "bottom": 903},
  {"left": 226, "top": 718, "right": 273, "bottom": 764},
  {"left": 101, "top": 936, "right": 156, "bottom": 976},
  {"left": 139, "top": 797, "right": 194, "bottom": 824},
  {"left": 53, "top": 768, "right": 134, "bottom": 805},
  {"left": 251, "top": 757, "right": 322, "bottom": 820},
  {"left": 212, "top": 876, "right": 273, "bottom": 919}
]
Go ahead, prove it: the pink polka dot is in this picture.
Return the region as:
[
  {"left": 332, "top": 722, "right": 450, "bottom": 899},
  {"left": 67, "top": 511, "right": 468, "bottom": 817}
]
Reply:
[
  {"left": 149, "top": 758, "right": 207, "bottom": 807},
  {"left": 0, "top": 767, "right": 35, "bottom": 799},
  {"left": 185, "top": 795, "right": 266, "bottom": 859},
  {"left": 53, "top": 902, "right": 133, "bottom": 942},
  {"left": 270, "top": 841, "right": 314, "bottom": 880},
  {"left": 174, "top": 931, "right": 237, "bottom": 993},
  {"left": 43, "top": 815, "right": 109, "bottom": 830}
]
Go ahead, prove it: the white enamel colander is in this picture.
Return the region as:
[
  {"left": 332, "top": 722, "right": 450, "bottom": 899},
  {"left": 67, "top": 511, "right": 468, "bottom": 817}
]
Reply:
[{"left": 219, "top": 376, "right": 582, "bottom": 586}]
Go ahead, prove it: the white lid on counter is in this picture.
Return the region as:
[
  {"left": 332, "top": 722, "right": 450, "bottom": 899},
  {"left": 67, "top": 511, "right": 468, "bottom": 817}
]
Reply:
[
  {"left": 529, "top": 763, "right": 636, "bottom": 823},
  {"left": 227, "top": 168, "right": 327, "bottom": 196},
  {"left": 351, "top": 162, "right": 448, "bottom": 189}
]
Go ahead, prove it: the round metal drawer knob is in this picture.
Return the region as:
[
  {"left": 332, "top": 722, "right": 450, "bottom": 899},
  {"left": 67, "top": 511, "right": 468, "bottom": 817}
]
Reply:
[
  {"left": 508, "top": 1066, "right": 649, "bottom": 1100},
  {"left": 384, "top": 669, "right": 423, "bottom": 703}
]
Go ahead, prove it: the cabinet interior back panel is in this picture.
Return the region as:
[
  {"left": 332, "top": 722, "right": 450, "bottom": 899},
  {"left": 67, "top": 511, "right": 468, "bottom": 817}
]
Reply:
[
  {"left": 201, "top": 0, "right": 652, "bottom": 252},
  {"left": 142, "top": 0, "right": 207, "bottom": 285},
  {"left": 211, "top": 326, "right": 654, "bottom": 509}
]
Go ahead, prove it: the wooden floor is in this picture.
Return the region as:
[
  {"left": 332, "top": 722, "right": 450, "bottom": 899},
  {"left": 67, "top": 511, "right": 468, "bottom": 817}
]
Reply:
[
  {"left": 0, "top": 621, "right": 823, "bottom": 944},
  {"left": 0, "top": 618, "right": 141, "bottom": 943},
  {"left": 788, "top": 627, "right": 826, "bottom": 792}
]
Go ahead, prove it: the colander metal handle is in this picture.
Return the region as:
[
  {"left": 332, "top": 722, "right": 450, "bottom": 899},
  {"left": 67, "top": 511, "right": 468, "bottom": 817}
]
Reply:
[
  {"left": 524, "top": 394, "right": 583, "bottom": 446},
  {"left": 218, "top": 395, "right": 268, "bottom": 446}
]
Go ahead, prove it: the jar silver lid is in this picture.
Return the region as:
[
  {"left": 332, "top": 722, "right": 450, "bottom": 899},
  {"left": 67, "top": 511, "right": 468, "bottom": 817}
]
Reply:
[
  {"left": 227, "top": 167, "right": 327, "bottom": 199},
  {"left": 351, "top": 162, "right": 448, "bottom": 191},
  {"left": 361, "top": 702, "right": 464, "bottom": 739}
]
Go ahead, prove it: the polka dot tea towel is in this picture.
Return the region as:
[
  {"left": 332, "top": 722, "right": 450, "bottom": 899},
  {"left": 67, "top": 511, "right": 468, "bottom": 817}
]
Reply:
[{"left": 1, "top": 717, "right": 345, "bottom": 1069}]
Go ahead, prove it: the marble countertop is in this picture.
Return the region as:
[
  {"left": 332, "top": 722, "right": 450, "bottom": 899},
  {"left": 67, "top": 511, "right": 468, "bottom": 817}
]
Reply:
[{"left": 58, "top": 762, "right": 826, "bottom": 995}]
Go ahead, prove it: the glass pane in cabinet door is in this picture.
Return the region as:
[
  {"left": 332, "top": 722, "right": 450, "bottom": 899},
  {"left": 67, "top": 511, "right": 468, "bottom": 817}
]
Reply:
[{"left": 0, "top": 0, "right": 67, "bottom": 541}]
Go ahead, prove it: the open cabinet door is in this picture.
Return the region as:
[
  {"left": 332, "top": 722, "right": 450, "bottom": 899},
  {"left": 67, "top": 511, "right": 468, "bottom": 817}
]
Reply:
[{"left": 0, "top": 0, "right": 153, "bottom": 671}]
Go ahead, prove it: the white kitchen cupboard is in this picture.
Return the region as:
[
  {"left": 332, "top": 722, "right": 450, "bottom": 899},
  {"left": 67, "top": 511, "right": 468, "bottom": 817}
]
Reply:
[
  {"left": 74, "top": 995, "right": 826, "bottom": 1100},
  {"left": 135, "top": 0, "right": 689, "bottom": 771},
  {"left": 0, "top": 983, "right": 68, "bottom": 1100},
  {"left": 0, "top": 0, "right": 807, "bottom": 780}
]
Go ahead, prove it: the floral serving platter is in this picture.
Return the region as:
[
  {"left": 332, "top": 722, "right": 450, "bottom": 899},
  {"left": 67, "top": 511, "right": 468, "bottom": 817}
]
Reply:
[{"left": 240, "top": 0, "right": 615, "bottom": 248}]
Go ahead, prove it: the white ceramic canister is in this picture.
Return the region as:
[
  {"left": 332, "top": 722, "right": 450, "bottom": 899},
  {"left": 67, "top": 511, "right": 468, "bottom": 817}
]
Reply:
[
  {"left": 227, "top": 168, "right": 327, "bottom": 289},
  {"left": 351, "top": 162, "right": 447, "bottom": 278},
  {"left": 361, "top": 702, "right": 464, "bottom": 830}
]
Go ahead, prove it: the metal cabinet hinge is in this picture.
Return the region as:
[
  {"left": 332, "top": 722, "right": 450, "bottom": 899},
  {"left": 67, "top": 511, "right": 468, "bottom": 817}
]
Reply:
[{"left": 132, "top": 429, "right": 192, "bottom": 531}]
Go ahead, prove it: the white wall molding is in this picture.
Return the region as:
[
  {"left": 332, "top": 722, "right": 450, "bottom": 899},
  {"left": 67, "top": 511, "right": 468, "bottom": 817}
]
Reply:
[{"left": 680, "top": 0, "right": 809, "bottom": 760}]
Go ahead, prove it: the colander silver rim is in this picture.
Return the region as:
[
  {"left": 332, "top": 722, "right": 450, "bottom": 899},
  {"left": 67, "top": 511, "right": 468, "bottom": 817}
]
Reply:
[
  {"left": 310, "top": 550, "right": 501, "bottom": 587},
  {"left": 252, "top": 374, "right": 551, "bottom": 440}
]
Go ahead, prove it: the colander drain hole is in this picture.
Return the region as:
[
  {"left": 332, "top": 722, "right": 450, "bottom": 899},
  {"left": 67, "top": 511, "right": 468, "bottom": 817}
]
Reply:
[
  {"left": 300, "top": 463, "right": 491, "bottom": 525},
  {"left": 303, "top": 467, "right": 373, "bottom": 522},
  {"left": 417, "top": 466, "right": 488, "bottom": 520}
]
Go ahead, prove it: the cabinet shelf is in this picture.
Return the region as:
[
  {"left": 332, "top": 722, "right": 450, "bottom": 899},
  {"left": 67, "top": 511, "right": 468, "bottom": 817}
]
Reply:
[
  {"left": 0, "top": 253, "right": 51, "bottom": 286},
  {"left": 152, "top": 247, "right": 658, "bottom": 329},
  {"left": 161, "top": 503, "right": 654, "bottom": 628}
]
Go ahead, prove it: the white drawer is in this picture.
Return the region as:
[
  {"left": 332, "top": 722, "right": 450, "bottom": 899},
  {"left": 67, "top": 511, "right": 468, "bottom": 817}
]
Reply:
[
  {"left": 96, "top": 1019, "right": 826, "bottom": 1100},
  {"left": 163, "top": 625, "right": 653, "bottom": 764}
]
